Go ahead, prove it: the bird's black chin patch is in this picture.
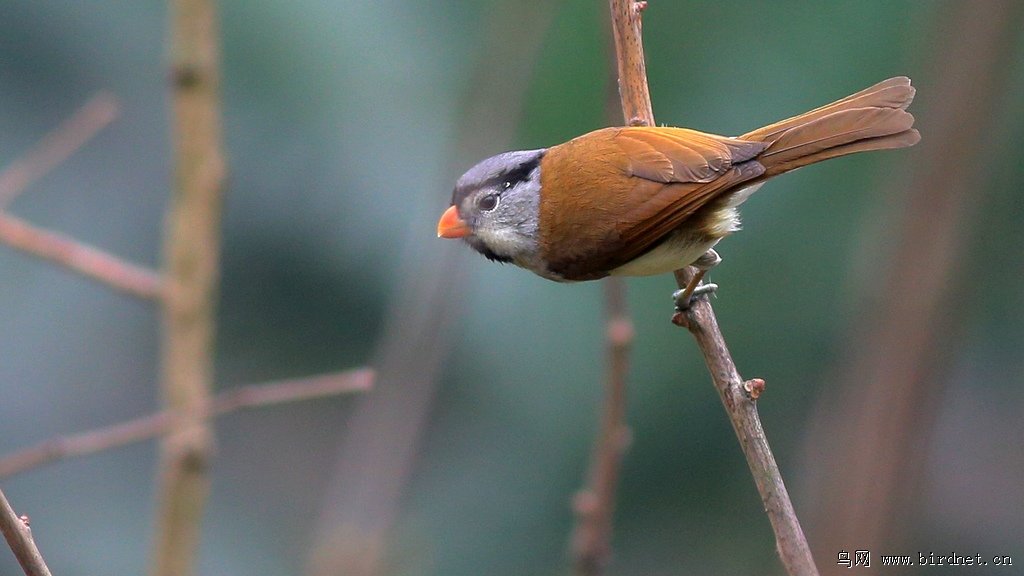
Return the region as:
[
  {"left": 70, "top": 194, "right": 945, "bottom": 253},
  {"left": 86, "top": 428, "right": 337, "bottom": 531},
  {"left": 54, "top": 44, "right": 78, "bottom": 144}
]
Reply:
[
  {"left": 466, "top": 236, "right": 513, "bottom": 264},
  {"left": 480, "top": 248, "right": 513, "bottom": 264}
]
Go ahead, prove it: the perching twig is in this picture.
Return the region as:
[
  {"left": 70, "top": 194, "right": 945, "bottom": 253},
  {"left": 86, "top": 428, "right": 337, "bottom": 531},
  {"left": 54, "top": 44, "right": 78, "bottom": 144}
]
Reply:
[
  {"left": 572, "top": 278, "right": 633, "bottom": 576},
  {"left": 0, "top": 368, "right": 374, "bottom": 479},
  {"left": 0, "top": 488, "right": 53, "bottom": 576},
  {"left": 0, "top": 212, "right": 164, "bottom": 300},
  {"left": 606, "top": 1, "right": 818, "bottom": 574},
  {"left": 150, "top": 0, "right": 226, "bottom": 574},
  {"left": 0, "top": 92, "right": 119, "bottom": 208}
]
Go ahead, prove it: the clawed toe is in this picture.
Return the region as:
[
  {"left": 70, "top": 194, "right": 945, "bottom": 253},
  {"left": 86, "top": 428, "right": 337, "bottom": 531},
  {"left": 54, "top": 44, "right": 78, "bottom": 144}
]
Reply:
[{"left": 673, "top": 282, "right": 718, "bottom": 311}]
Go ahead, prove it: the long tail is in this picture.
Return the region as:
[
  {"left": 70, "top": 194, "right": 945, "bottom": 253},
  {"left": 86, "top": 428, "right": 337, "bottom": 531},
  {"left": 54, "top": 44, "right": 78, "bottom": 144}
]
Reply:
[{"left": 742, "top": 77, "right": 920, "bottom": 176}]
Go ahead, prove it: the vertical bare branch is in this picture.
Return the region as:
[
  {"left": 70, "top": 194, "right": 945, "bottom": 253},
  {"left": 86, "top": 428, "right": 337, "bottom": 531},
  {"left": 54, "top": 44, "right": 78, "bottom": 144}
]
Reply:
[
  {"left": 608, "top": 1, "right": 653, "bottom": 127},
  {"left": 802, "top": 0, "right": 1022, "bottom": 559},
  {"left": 572, "top": 278, "right": 633, "bottom": 576},
  {"left": 150, "top": 0, "right": 226, "bottom": 574},
  {"left": 0, "top": 489, "right": 53, "bottom": 576},
  {"left": 606, "top": 1, "right": 818, "bottom": 574}
]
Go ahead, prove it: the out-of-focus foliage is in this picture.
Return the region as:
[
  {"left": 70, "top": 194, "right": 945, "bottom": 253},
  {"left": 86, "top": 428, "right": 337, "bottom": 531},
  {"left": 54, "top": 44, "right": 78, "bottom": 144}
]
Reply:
[{"left": 1, "top": 1, "right": 1021, "bottom": 575}]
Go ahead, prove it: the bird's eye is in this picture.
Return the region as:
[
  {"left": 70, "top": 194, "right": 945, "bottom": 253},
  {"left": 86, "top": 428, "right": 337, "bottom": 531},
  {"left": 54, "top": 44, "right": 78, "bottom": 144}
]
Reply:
[
  {"left": 477, "top": 193, "right": 499, "bottom": 212},
  {"left": 502, "top": 181, "right": 512, "bottom": 190}
]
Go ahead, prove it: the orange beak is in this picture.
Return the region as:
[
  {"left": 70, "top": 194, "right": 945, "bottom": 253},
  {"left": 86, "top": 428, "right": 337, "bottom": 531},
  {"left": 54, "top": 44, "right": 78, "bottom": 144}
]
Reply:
[{"left": 437, "top": 205, "right": 470, "bottom": 238}]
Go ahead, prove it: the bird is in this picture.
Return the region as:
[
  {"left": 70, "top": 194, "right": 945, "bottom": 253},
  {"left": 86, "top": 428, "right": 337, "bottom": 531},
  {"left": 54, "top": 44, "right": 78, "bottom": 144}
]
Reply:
[{"left": 437, "top": 77, "right": 919, "bottom": 308}]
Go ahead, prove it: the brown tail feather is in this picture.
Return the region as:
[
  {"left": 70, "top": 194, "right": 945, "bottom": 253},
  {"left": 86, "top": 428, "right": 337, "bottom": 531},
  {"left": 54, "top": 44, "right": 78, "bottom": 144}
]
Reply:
[
  {"left": 743, "top": 77, "right": 919, "bottom": 176},
  {"left": 762, "top": 129, "right": 921, "bottom": 176}
]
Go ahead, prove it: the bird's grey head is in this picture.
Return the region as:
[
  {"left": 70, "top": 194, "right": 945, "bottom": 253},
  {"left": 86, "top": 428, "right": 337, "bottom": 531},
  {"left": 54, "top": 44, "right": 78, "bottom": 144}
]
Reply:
[{"left": 450, "top": 148, "right": 546, "bottom": 267}]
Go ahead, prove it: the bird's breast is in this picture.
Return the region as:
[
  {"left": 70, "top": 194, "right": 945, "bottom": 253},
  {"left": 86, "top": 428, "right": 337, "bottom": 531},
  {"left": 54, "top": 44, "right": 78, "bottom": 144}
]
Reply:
[{"left": 535, "top": 130, "right": 638, "bottom": 280}]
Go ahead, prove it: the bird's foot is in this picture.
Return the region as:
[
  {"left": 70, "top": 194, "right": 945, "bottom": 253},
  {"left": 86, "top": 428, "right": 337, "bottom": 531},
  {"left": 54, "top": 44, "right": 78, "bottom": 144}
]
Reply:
[
  {"left": 673, "top": 281, "right": 718, "bottom": 312},
  {"left": 672, "top": 249, "right": 722, "bottom": 312},
  {"left": 671, "top": 281, "right": 716, "bottom": 327}
]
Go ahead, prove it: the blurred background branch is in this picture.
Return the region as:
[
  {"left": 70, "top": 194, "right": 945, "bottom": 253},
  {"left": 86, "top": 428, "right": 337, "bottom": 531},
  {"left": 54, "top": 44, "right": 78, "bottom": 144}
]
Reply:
[
  {"left": 151, "top": 0, "right": 226, "bottom": 574},
  {"left": 801, "top": 0, "right": 1023, "bottom": 563},
  {"left": 571, "top": 278, "right": 633, "bottom": 576},
  {"left": 0, "top": 213, "right": 164, "bottom": 299},
  {"left": 0, "top": 92, "right": 119, "bottom": 208},
  {"left": 0, "top": 368, "right": 373, "bottom": 479},
  {"left": 0, "top": 93, "right": 163, "bottom": 299}
]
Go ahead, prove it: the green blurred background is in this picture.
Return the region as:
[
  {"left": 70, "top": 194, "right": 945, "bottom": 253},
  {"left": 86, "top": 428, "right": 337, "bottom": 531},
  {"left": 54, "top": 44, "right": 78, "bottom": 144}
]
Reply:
[{"left": 1, "top": 1, "right": 1022, "bottom": 575}]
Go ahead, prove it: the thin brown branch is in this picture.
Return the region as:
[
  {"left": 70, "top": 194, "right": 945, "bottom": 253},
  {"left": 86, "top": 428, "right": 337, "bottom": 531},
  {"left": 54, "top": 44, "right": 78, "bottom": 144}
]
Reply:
[
  {"left": 0, "top": 92, "right": 119, "bottom": 208},
  {"left": 0, "top": 368, "right": 374, "bottom": 479},
  {"left": 682, "top": 308, "right": 816, "bottom": 572},
  {"left": 151, "top": 0, "right": 226, "bottom": 574},
  {"left": 0, "top": 488, "right": 53, "bottom": 576},
  {"left": 0, "top": 212, "right": 164, "bottom": 300},
  {"left": 607, "top": 1, "right": 818, "bottom": 574},
  {"left": 572, "top": 278, "right": 633, "bottom": 576},
  {"left": 608, "top": 0, "right": 653, "bottom": 127}
]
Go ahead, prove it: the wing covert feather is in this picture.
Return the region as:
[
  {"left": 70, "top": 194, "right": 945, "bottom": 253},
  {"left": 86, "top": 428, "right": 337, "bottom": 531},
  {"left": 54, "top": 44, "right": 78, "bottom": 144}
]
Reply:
[
  {"left": 538, "top": 127, "right": 766, "bottom": 279},
  {"left": 616, "top": 126, "right": 766, "bottom": 184},
  {"left": 535, "top": 78, "right": 918, "bottom": 280}
]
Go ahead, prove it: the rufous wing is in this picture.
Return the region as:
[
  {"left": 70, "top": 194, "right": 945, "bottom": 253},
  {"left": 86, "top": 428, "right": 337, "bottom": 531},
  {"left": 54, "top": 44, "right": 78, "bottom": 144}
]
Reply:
[
  {"left": 537, "top": 78, "right": 918, "bottom": 281},
  {"left": 538, "top": 126, "right": 766, "bottom": 279},
  {"left": 610, "top": 127, "right": 768, "bottom": 265}
]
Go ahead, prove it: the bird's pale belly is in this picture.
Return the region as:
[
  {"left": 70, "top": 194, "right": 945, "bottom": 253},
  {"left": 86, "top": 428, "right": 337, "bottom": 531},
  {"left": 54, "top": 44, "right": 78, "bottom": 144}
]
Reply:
[
  {"left": 608, "top": 228, "right": 720, "bottom": 277},
  {"left": 609, "top": 198, "right": 749, "bottom": 277}
]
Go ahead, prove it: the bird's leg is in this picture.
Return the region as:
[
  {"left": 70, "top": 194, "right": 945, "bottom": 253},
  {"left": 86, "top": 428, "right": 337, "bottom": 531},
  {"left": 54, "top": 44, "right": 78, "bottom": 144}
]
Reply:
[{"left": 673, "top": 249, "right": 721, "bottom": 311}]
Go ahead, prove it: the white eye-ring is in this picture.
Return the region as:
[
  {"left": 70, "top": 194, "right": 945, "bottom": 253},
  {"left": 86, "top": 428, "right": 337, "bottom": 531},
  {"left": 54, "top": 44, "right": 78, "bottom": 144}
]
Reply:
[{"left": 502, "top": 181, "right": 512, "bottom": 190}]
